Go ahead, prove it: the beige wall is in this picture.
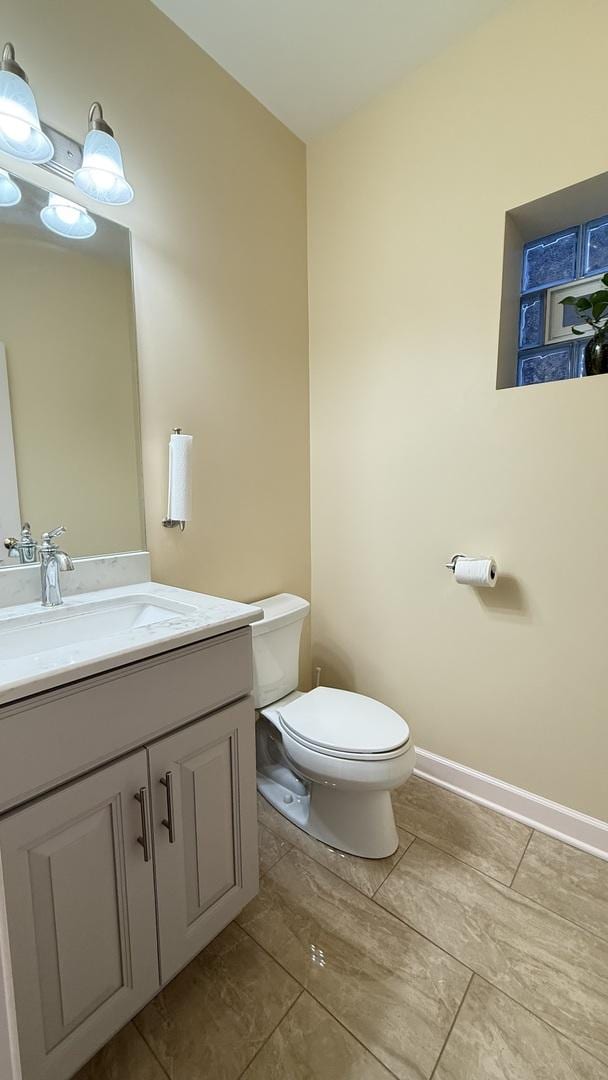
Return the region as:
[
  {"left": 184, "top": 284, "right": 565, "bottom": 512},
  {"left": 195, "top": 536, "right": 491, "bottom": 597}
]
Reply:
[
  {"left": 0, "top": 222, "right": 143, "bottom": 556},
  {"left": 0, "top": 0, "right": 310, "bottom": 619},
  {"left": 307, "top": 0, "right": 608, "bottom": 819}
]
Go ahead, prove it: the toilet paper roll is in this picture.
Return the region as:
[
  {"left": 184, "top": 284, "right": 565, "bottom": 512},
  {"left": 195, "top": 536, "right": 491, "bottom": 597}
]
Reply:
[
  {"left": 167, "top": 433, "right": 192, "bottom": 522},
  {"left": 453, "top": 556, "right": 497, "bottom": 588}
]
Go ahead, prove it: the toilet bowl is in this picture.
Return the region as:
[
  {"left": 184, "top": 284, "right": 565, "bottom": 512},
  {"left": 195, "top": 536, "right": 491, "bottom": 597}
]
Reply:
[{"left": 252, "top": 595, "right": 415, "bottom": 859}]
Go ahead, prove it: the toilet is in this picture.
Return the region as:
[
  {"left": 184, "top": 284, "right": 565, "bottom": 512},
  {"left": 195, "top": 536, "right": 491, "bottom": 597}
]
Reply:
[{"left": 252, "top": 593, "right": 415, "bottom": 858}]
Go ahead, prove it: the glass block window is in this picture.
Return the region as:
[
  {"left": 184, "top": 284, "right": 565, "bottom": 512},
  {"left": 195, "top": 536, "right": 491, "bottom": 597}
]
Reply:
[
  {"left": 521, "top": 228, "right": 578, "bottom": 292},
  {"left": 517, "top": 344, "right": 577, "bottom": 386},
  {"left": 516, "top": 212, "right": 608, "bottom": 386},
  {"left": 519, "top": 292, "right": 544, "bottom": 349},
  {"left": 582, "top": 216, "right": 608, "bottom": 276}
]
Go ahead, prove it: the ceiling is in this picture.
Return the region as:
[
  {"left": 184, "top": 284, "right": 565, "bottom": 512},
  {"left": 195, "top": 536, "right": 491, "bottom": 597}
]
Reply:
[{"left": 152, "top": 0, "right": 509, "bottom": 141}]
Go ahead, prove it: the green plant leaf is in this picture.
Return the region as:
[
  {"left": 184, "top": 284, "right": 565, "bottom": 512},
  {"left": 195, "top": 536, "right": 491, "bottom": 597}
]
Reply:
[
  {"left": 602, "top": 274, "right": 608, "bottom": 287},
  {"left": 559, "top": 296, "right": 579, "bottom": 306},
  {"left": 571, "top": 327, "right": 585, "bottom": 335},
  {"left": 576, "top": 296, "right": 593, "bottom": 310},
  {"left": 592, "top": 302, "right": 608, "bottom": 321},
  {"left": 590, "top": 290, "right": 608, "bottom": 304}
]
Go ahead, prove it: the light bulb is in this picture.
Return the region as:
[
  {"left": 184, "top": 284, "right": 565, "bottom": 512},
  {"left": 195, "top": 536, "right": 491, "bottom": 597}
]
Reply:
[
  {"left": 79, "top": 153, "right": 117, "bottom": 193},
  {"left": 0, "top": 113, "right": 30, "bottom": 143}
]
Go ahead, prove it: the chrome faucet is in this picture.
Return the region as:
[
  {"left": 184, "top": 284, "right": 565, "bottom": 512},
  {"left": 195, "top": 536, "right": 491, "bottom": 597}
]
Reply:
[
  {"left": 3, "top": 522, "right": 38, "bottom": 565},
  {"left": 39, "top": 526, "right": 74, "bottom": 607}
]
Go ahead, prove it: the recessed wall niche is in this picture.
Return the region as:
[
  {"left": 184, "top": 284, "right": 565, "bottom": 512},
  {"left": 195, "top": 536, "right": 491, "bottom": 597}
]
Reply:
[{"left": 496, "top": 169, "right": 608, "bottom": 389}]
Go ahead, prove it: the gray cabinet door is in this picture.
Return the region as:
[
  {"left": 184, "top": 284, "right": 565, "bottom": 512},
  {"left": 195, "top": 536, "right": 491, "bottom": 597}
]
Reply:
[
  {"left": 0, "top": 751, "right": 159, "bottom": 1080},
  {"left": 149, "top": 697, "right": 259, "bottom": 982}
]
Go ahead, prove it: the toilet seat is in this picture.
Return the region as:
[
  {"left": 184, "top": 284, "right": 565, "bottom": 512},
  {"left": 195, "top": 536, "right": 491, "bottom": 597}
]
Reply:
[{"left": 277, "top": 686, "right": 410, "bottom": 760}]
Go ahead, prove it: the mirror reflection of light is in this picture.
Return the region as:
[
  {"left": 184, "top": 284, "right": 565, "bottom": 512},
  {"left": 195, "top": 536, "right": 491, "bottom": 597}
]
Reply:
[
  {"left": 54, "top": 202, "right": 80, "bottom": 226},
  {"left": 0, "top": 168, "right": 21, "bottom": 207},
  {"left": 40, "top": 193, "right": 97, "bottom": 240}
]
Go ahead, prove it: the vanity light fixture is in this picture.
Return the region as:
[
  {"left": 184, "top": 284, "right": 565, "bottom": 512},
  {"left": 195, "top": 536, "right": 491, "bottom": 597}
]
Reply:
[
  {"left": 40, "top": 192, "right": 96, "bottom": 240},
  {"left": 74, "top": 102, "right": 134, "bottom": 205},
  {"left": 0, "top": 167, "right": 21, "bottom": 206},
  {"left": 0, "top": 43, "right": 53, "bottom": 163}
]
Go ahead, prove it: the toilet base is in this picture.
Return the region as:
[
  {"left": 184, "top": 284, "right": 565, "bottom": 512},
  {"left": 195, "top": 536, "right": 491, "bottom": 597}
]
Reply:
[{"left": 256, "top": 770, "right": 399, "bottom": 859}]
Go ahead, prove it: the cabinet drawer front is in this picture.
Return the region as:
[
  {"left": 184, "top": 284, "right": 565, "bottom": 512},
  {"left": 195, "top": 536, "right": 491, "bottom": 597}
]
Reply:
[
  {"left": 0, "top": 628, "right": 252, "bottom": 813},
  {"left": 0, "top": 751, "right": 158, "bottom": 1080},
  {"left": 149, "top": 698, "right": 259, "bottom": 983}
]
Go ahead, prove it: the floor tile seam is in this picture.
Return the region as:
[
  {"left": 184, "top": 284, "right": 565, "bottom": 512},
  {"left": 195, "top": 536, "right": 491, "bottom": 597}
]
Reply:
[
  {"left": 261, "top": 807, "right": 520, "bottom": 898},
  {"left": 389, "top": 826, "right": 526, "bottom": 887},
  {"left": 298, "top": 991, "right": 403, "bottom": 1079},
  {"left": 397, "top": 780, "right": 534, "bottom": 842},
  {"left": 473, "top": 973, "right": 608, "bottom": 1072},
  {"left": 237, "top": 920, "right": 310, "bottom": 992},
  {"left": 236, "top": 923, "right": 402, "bottom": 1079},
  {"left": 381, "top": 836, "right": 608, "bottom": 945},
  {"left": 259, "top": 815, "right": 402, "bottom": 900},
  {"left": 131, "top": 1017, "right": 173, "bottom": 1080},
  {"left": 260, "top": 844, "right": 294, "bottom": 880},
  {"left": 260, "top": 796, "right": 525, "bottom": 893},
  {"left": 428, "top": 971, "right": 475, "bottom": 1080},
  {"left": 371, "top": 839, "right": 413, "bottom": 899},
  {"left": 263, "top": 795, "right": 531, "bottom": 889},
  {"left": 369, "top": 894, "right": 476, "bottom": 978},
  {"left": 371, "top": 895, "right": 608, "bottom": 1071},
  {"left": 508, "top": 881, "right": 608, "bottom": 946},
  {"left": 235, "top": 987, "right": 305, "bottom": 1079},
  {"left": 252, "top": 843, "right": 478, "bottom": 986},
  {"left": 257, "top": 816, "right": 294, "bottom": 848},
  {"left": 508, "top": 828, "right": 534, "bottom": 886}
]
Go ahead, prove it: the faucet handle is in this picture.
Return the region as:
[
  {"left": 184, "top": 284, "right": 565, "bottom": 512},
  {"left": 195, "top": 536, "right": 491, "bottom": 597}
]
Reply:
[{"left": 42, "top": 525, "right": 66, "bottom": 544}]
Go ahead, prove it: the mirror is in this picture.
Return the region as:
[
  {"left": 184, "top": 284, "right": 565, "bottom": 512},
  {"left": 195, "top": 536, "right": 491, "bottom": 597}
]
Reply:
[{"left": 0, "top": 174, "right": 144, "bottom": 565}]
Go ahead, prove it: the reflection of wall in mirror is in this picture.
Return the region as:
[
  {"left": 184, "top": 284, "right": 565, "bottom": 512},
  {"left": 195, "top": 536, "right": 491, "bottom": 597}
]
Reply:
[
  {"left": 0, "top": 227, "right": 144, "bottom": 558},
  {"left": 0, "top": 343, "right": 21, "bottom": 558}
]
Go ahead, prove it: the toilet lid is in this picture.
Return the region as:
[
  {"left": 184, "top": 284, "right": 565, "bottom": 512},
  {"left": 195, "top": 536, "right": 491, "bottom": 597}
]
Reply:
[{"left": 277, "top": 687, "right": 409, "bottom": 756}]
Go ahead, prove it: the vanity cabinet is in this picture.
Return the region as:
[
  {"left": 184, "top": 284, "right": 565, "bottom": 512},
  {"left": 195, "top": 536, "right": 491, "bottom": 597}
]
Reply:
[
  {"left": 0, "top": 632, "right": 259, "bottom": 1080},
  {"left": 0, "top": 751, "right": 159, "bottom": 1080},
  {"left": 150, "top": 699, "right": 258, "bottom": 983}
]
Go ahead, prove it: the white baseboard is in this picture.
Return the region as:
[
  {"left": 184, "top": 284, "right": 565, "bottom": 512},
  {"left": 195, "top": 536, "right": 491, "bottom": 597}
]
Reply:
[{"left": 414, "top": 748, "right": 608, "bottom": 862}]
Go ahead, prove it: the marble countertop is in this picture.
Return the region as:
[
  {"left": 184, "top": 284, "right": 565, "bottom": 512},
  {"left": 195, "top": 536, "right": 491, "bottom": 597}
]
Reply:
[{"left": 0, "top": 581, "right": 263, "bottom": 707}]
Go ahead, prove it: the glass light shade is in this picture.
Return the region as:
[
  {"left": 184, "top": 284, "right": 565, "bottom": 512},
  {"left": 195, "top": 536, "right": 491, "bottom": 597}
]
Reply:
[
  {"left": 40, "top": 193, "right": 97, "bottom": 240},
  {"left": 0, "top": 69, "right": 53, "bottom": 162},
  {"left": 74, "top": 129, "right": 134, "bottom": 205},
  {"left": 0, "top": 167, "right": 21, "bottom": 206}
]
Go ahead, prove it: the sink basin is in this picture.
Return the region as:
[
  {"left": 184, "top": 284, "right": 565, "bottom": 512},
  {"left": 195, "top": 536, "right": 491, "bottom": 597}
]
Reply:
[
  {"left": 0, "top": 578, "right": 262, "bottom": 707},
  {"left": 0, "top": 594, "right": 197, "bottom": 660}
]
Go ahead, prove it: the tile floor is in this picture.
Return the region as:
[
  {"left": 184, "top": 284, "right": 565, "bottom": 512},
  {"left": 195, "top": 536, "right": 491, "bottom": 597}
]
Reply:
[{"left": 76, "top": 775, "right": 608, "bottom": 1080}]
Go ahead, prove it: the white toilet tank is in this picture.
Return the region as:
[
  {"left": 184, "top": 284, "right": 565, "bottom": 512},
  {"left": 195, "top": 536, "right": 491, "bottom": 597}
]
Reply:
[{"left": 251, "top": 594, "right": 310, "bottom": 708}]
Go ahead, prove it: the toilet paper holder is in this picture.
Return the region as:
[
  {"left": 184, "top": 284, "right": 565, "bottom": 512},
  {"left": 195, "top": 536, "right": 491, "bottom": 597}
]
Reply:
[
  {"left": 445, "top": 553, "right": 498, "bottom": 587},
  {"left": 445, "top": 554, "right": 466, "bottom": 573}
]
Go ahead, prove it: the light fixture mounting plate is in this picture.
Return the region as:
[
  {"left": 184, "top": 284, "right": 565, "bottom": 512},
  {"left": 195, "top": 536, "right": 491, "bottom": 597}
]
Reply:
[{"left": 39, "top": 123, "right": 83, "bottom": 182}]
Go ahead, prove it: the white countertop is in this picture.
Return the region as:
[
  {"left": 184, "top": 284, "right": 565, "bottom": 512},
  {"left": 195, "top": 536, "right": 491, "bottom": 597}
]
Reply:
[{"left": 0, "top": 581, "right": 263, "bottom": 707}]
